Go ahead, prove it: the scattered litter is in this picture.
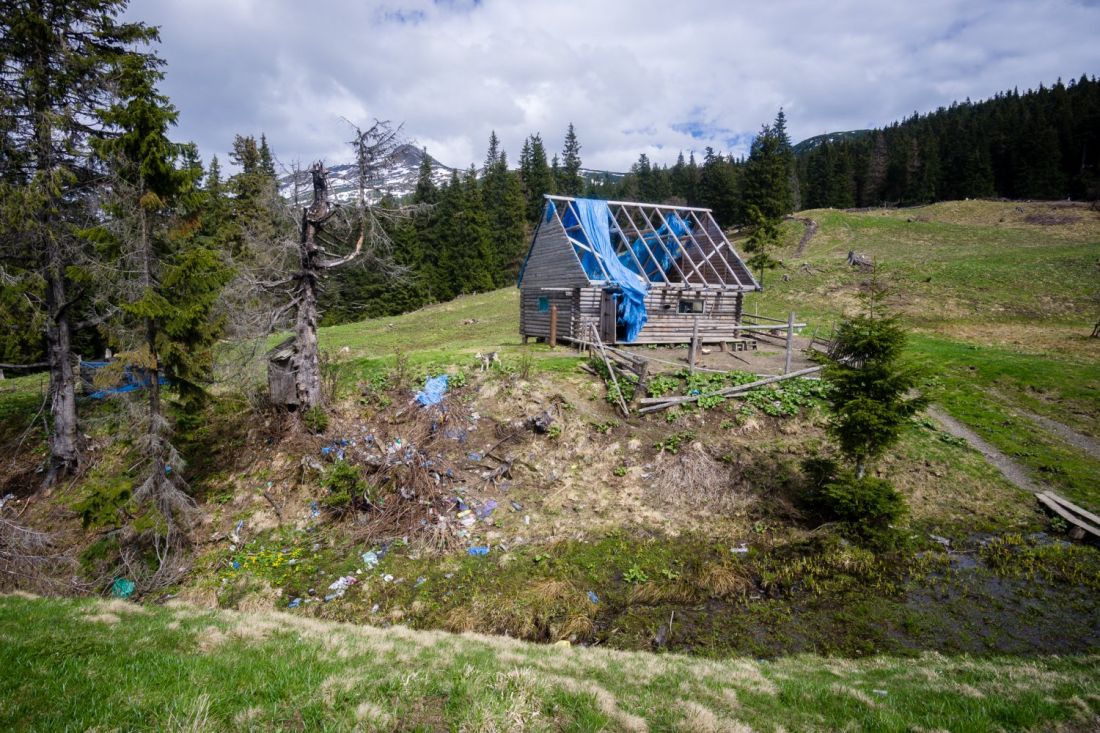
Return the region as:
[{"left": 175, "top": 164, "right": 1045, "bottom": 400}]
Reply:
[
  {"left": 872, "top": 689, "right": 888, "bottom": 696},
  {"left": 371, "top": 604, "right": 380, "bottom": 613},
  {"left": 328, "top": 576, "right": 358, "bottom": 596},
  {"left": 467, "top": 546, "right": 490, "bottom": 556},
  {"left": 458, "top": 510, "right": 476, "bottom": 528},
  {"left": 361, "top": 551, "right": 380, "bottom": 568},
  {"left": 415, "top": 374, "right": 449, "bottom": 406},
  {"left": 288, "top": 598, "right": 302, "bottom": 609},
  {"left": 467, "top": 451, "right": 483, "bottom": 462},
  {"left": 730, "top": 544, "right": 749, "bottom": 554},
  {"left": 230, "top": 519, "right": 244, "bottom": 545},
  {"left": 382, "top": 574, "right": 395, "bottom": 582},
  {"left": 455, "top": 498, "right": 469, "bottom": 512},
  {"left": 415, "top": 576, "right": 427, "bottom": 587},
  {"left": 587, "top": 591, "right": 599, "bottom": 604},
  {"left": 510, "top": 500, "right": 524, "bottom": 512},
  {"left": 310, "top": 501, "right": 320, "bottom": 518},
  {"left": 111, "top": 578, "right": 135, "bottom": 599},
  {"left": 554, "top": 639, "right": 571, "bottom": 647},
  {"left": 929, "top": 534, "right": 951, "bottom": 548},
  {"left": 524, "top": 515, "right": 530, "bottom": 526},
  {"left": 477, "top": 500, "right": 498, "bottom": 519},
  {"left": 0, "top": 493, "right": 14, "bottom": 510},
  {"left": 231, "top": 560, "right": 241, "bottom": 570}
]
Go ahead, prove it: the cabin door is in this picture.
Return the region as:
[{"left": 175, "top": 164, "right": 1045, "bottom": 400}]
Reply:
[{"left": 599, "top": 290, "right": 618, "bottom": 344}]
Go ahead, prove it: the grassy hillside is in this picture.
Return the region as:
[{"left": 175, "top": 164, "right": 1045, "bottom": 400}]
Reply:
[
  {"left": 3, "top": 594, "right": 1098, "bottom": 732},
  {"left": 1, "top": 200, "right": 1099, "bottom": 732}
]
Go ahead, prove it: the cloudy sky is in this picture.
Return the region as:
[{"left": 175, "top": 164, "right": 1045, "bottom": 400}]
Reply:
[{"left": 127, "top": 0, "right": 1099, "bottom": 173}]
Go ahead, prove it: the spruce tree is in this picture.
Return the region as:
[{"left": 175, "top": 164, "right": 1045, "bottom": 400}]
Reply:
[
  {"left": 0, "top": 0, "right": 158, "bottom": 483},
  {"left": 698, "top": 147, "right": 738, "bottom": 225},
  {"left": 519, "top": 133, "right": 553, "bottom": 223},
  {"left": 560, "top": 123, "right": 584, "bottom": 196},
  {"left": 92, "top": 52, "right": 231, "bottom": 539},
  {"left": 822, "top": 269, "right": 927, "bottom": 480}
]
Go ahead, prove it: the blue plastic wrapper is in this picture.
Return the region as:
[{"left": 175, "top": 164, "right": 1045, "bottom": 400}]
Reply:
[
  {"left": 415, "top": 374, "right": 449, "bottom": 406},
  {"left": 111, "top": 577, "right": 135, "bottom": 598},
  {"left": 467, "top": 546, "right": 490, "bottom": 556}
]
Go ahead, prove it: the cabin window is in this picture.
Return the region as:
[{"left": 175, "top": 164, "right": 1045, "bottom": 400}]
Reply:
[
  {"left": 678, "top": 299, "right": 704, "bottom": 314},
  {"left": 537, "top": 296, "right": 550, "bottom": 312}
]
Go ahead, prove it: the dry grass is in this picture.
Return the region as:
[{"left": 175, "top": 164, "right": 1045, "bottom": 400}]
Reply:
[{"left": 647, "top": 442, "right": 751, "bottom": 514}]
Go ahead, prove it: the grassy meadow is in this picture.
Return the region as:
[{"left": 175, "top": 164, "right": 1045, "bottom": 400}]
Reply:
[{"left": 2, "top": 199, "right": 1099, "bottom": 732}]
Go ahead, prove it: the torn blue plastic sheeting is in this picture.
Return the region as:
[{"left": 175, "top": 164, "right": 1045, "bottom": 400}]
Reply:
[
  {"left": 288, "top": 598, "right": 302, "bottom": 609},
  {"left": 415, "top": 374, "right": 449, "bottom": 406},
  {"left": 477, "top": 500, "right": 497, "bottom": 519},
  {"left": 587, "top": 590, "right": 599, "bottom": 604},
  {"left": 84, "top": 362, "right": 170, "bottom": 400},
  {"left": 467, "top": 546, "right": 490, "bottom": 556},
  {"left": 566, "top": 199, "right": 650, "bottom": 342},
  {"left": 621, "top": 212, "right": 693, "bottom": 282},
  {"left": 111, "top": 577, "right": 135, "bottom": 598}
]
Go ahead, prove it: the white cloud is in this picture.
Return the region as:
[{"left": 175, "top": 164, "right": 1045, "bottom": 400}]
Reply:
[{"left": 129, "top": 0, "right": 1100, "bottom": 171}]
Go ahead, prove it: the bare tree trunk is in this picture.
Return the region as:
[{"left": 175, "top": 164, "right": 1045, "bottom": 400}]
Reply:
[
  {"left": 44, "top": 244, "right": 81, "bottom": 486},
  {"left": 290, "top": 165, "right": 330, "bottom": 410}
]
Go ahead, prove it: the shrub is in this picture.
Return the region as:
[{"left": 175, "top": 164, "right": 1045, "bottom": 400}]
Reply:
[
  {"left": 302, "top": 406, "right": 329, "bottom": 434},
  {"left": 815, "top": 473, "right": 907, "bottom": 532},
  {"left": 320, "top": 461, "right": 373, "bottom": 515}
]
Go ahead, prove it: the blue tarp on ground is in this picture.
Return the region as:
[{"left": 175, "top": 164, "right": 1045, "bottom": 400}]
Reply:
[
  {"left": 415, "top": 374, "right": 449, "bottom": 406},
  {"left": 82, "top": 361, "right": 169, "bottom": 399}
]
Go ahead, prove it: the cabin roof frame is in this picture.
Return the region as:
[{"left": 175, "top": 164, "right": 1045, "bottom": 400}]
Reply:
[{"left": 517, "top": 194, "right": 762, "bottom": 292}]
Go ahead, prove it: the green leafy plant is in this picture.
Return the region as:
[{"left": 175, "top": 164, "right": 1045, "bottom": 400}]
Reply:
[
  {"left": 613, "top": 465, "right": 627, "bottom": 477},
  {"left": 645, "top": 374, "right": 680, "bottom": 398},
  {"left": 623, "top": 563, "right": 649, "bottom": 584},
  {"left": 590, "top": 420, "right": 619, "bottom": 435},
  {"left": 654, "top": 431, "right": 695, "bottom": 455}
]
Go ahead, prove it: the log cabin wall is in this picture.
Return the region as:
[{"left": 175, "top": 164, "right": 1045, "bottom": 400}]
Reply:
[
  {"left": 519, "top": 287, "right": 601, "bottom": 342},
  {"left": 626, "top": 288, "right": 744, "bottom": 345}
]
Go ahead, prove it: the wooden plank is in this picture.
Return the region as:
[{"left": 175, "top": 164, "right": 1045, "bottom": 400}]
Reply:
[
  {"left": 1037, "top": 493, "right": 1100, "bottom": 540},
  {"left": 1041, "top": 492, "right": 1100, "bottom": 528}
]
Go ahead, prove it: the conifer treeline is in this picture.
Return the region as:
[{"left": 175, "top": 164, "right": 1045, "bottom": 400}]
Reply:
[{"left": 797, "top": 76, "right": 1100, "bottom": 207}]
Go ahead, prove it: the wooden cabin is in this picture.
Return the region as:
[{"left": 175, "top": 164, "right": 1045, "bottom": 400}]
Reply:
[{"left": 517, "top": 195, "right": 761, "bottom": 345}]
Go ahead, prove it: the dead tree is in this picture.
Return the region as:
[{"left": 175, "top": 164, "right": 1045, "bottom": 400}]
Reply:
[{"left": 272, "top": 120, "right": 410, "bottom": 411}]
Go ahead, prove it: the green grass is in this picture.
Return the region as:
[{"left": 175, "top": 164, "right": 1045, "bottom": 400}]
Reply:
[{"left": 2, "top": 594, "right": 1098, "bottom": 732}]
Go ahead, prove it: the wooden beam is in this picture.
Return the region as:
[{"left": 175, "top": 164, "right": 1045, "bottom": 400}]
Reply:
[{"left": 1037, "top": 493, "right": 1100, "bottom": 541}]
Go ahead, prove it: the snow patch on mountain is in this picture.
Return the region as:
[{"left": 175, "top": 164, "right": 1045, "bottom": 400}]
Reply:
[{"left": 277, "top": 144, "right": 453, "bottom": 205}]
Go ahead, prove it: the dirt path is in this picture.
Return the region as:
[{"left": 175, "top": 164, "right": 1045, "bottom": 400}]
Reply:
[
  {"left": 786, "top": 216, "right": 818, "bottom": 256},
  {"left": 926, "top": 405, "right": 1043, "bottom": 494},
  {"left": 1013, "top": 408, "right": 1100, "bottom": 462}
]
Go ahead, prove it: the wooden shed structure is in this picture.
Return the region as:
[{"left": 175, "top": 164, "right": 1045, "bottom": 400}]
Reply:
[{"left": 517, "top": 195, "right": 761, "bottom": 345}]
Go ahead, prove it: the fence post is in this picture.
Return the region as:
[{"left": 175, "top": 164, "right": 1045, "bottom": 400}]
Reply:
[
  {"left": 689, "top": 315, "right": 700, "bottom": 374},
  {"left": 784, "top": 311, "right": 795, "bottom": 375},
  {"left": 548, "top": 305, "right": 558, "bottom": 349}
]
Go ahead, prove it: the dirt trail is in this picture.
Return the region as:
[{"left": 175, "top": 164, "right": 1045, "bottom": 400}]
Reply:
[
  {"left": 1013, "top": 408, "right": 1100, "bottom": 462},
  {"left": 926, "top": 405, "right": 1043, "bottom": 494},
  {"left": 786, "top": 216, "right": 818, "bottom": 256}
]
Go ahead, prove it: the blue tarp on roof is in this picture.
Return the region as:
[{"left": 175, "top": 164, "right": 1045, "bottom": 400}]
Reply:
[
  {"left": 619, "top": 212, "right": 693, "bottom": 281},
  {"left": 565, "top": 199, "right": 649, "bottom": 342}
]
